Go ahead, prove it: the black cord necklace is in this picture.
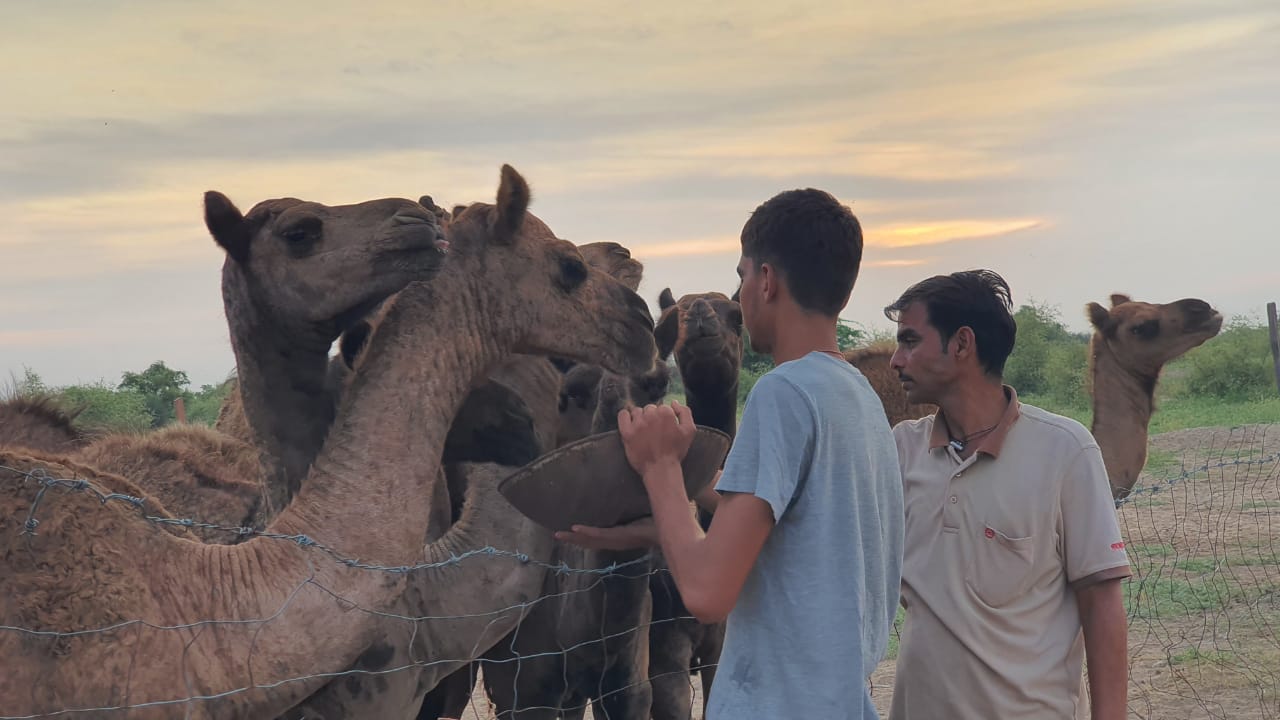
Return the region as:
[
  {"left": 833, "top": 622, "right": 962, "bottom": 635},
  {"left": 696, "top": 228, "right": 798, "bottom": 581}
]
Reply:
[{"left": 945, "top": 418, "right": 1000, "bottom": 453}]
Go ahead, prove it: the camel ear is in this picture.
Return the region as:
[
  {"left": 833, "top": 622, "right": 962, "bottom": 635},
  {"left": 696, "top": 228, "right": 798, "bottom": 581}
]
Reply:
[
  {"left": 204, "top": 191, "right": 250, "bottom": 263},
  {"left": 659, "top": 288, "right": 676, "bottom": 311},
  {"left": 1109, "top": 293, "right": 1132, "bottom": 308},
  {"left": 654, "top": 309, "right": 679, "bottom": 360},
  {"left": 490, "top": 164, "right": 529, "bottom": 244},
  {"left": 339, "top": 321, "right": 373, "bottom": 369},
  {"left": 1086, "top": 302, "right": 1112, "bottom": 332}
]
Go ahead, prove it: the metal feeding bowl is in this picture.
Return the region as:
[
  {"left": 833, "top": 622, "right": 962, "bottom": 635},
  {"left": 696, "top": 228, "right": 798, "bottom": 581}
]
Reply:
[{"left": 497, "top": 426, "right": 731, "bottom": 533}]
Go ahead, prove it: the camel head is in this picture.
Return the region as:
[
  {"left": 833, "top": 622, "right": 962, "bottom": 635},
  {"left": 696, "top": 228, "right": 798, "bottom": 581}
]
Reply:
[
  {"left": 441, "top": 165, "right": 658, "bottom": 378},
  {"left": 655, "top": 288, "right": 744, "bottom": 396},
  {"left": 204, "top": 190, "right": 450, "bottom": 334},
  {"left": 556, "top": 362, "right": 671, "bottom": 445},
  {"left": 577, "top": 241, "right": 644, "bottom": 293},
  {"left": 1086, "top": 294, "right": 1224, "bottom": 379}
]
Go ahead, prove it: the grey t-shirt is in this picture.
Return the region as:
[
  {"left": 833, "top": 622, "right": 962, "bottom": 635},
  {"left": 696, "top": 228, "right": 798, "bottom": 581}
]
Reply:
[{"left": 708, "top": 352, "right": 904, "bottom": 719}]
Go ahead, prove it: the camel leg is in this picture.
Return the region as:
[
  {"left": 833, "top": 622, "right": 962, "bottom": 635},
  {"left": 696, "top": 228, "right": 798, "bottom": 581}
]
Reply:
[
  {"left": 481, "top": 649, "right": 569, "bottom": 720},
  {"left": 416, "top": 662, "right": 477, "bottom": 719},
  {"left": 693, "top": 623, "right": 725, "bottom": 718},
  {"left": 648, "top": 623, "right": 695, "bottom": 720}
]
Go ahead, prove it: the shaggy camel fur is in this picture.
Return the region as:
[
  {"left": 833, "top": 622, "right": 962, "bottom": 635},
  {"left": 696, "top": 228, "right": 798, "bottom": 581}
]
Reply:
[
  {"left": 0, "top": 394, "right": 89, "bottom": 455},
  {"left": 648, "top": 288, "right": 743, "bottom": 720},
  {"left": 1087, "top": 293, "right": 1223, "bottom": 499},
  {"left": 73, "top": 425, "right": 264, "bottom": 543},
  {"left": 0, "top": 164, "right": 658, "bottom": 719},
  {"left": 843, "top": 341, "right": 937, "bottom": 427}
]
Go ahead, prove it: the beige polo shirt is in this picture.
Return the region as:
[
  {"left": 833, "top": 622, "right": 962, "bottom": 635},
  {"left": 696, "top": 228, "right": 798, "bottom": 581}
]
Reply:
[{"left": 889, "top": 387, "right": 1131, "bottom": 720}]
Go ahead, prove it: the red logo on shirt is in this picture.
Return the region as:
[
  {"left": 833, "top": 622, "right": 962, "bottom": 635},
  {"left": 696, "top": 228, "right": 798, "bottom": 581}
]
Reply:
[
  {"left": 1111, "top": 542, "right": 1126, "bottom": 551},
  {"left": 984, "top": 527, "right": 995, "bottom": 539}
]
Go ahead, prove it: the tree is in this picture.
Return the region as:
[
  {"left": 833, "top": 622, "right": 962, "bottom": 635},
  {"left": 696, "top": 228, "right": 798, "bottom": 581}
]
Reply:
[{"left": 119, "top": 361, "right": 191, "bottom": 427}]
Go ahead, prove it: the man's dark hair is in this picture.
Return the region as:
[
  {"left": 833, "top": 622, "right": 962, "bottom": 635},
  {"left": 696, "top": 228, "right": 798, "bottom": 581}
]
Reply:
[
  {"left": 883, "top": 269, "right": 1017, "bottom": 377},
  {"left": 740, "top": 188, "right": 863, "bottom": 316}
]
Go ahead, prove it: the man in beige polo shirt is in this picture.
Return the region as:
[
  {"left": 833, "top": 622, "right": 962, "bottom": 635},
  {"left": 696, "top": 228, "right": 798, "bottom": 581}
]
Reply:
[{"left": 883, "top": 269, "right": 1131, "bottom": 719}]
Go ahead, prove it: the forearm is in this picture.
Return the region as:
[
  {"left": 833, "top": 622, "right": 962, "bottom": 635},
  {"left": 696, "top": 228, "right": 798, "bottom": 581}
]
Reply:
[
  {"left": 1080, "top": 579, "right": 1128, "bottom": 720},
  {"left": 644, "top": 460, "right": 710, "bottom": 590}
]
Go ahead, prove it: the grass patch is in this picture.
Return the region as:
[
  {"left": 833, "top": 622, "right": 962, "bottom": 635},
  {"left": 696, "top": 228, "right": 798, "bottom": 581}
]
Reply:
[
  {"left": 1016, "top": 393, "right": 1280, "bottom": 437},
  {"left": 1143, "top": 448, "right": 1181, "bottom": 476},
  {"left": 884, "top": 606, "right": 905, "bottom": 661},
  {"left": 1124, "top": 568, "right": 1280, "bottom": 619},
  {"left": 1241, "top": 500, "right": 1280, "bottom": 511},
  {"left": 1131, "top": 544, "right": 1176, "bottom": 558},
  {"left": 1123, "top": 574, "right": 1237, "bottom": 619},
  {"left": 1169, "top": 647, "right": 1238, "bottom": 666}
]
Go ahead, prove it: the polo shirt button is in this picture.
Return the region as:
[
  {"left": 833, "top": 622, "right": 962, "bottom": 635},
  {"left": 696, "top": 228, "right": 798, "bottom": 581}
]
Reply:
[{"left": 949, "top": 495, "right": 957, "bottom": 504}]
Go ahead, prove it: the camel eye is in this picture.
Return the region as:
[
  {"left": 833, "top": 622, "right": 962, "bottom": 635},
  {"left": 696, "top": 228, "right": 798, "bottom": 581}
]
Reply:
[
  {"left": 1130, "top": 319, "right": 1159, "bottom": 339},
  {"left": 556, "top": 255, "right": 588, "bottom": 292},
  {"left": 279, "top": 216, "right": 322, "bottom": 251}
]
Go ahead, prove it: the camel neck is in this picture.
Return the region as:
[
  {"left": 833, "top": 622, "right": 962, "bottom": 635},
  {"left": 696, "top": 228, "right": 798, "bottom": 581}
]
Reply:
[
  {"left": 684, "top": 381, "right": 738, "bottom": 438},
  {"left": 269, "top": 269, "right": 502, "bottom": 561},
  {"left": 1089, "top": 335, "right": 1155, "bottom": 493},
  {"left": 222, "top": 268, "right": 337, "bottom": 513}
]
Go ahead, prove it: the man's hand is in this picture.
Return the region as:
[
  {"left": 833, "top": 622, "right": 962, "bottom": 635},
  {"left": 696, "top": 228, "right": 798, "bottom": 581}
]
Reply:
[
  {"left": 554, "top": 516, "right": 658, "bottom": 551},
  {"left": 617, "top": 401, "right": 697, "bottom": 482}
]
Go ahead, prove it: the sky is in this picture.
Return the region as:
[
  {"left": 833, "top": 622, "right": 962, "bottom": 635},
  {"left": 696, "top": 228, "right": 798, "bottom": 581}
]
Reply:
[{"left": 2, "top": 0, "right": 1276, "bottom": 389}]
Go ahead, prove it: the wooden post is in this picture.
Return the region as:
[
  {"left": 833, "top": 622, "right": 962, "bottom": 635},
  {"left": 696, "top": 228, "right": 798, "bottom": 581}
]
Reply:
[
  {"left": 1268, "top": 301, "right": 1280, "bottom": 396},
  {"left": 174, "top": 396, "right": 187, "bottom": 424}
]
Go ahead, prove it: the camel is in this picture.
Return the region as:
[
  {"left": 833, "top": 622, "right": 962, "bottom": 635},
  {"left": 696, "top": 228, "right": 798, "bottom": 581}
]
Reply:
[
  {"left": 1086, "top": 293, "right": 1223, "bottom": 499},
  {"left": 0, "top": 164, "right": 659, "bottom": 719},
  {"left": 0, "top": 394, "right": 89, "bottom": 455},
  {"left": 476, "top": 360, "right": 670, "bottom": 720},
  {"left": 467, "top": 245, "right": 666, "bottom": 720},
  {"left": 646, "top": 288, "right": 743, "bottom": 720},
  {"left": 843, "top": 341, "right": 937, "bottom": 426},
  {"left": 216, "top": 189, "right": 453, "bottom": 518}
]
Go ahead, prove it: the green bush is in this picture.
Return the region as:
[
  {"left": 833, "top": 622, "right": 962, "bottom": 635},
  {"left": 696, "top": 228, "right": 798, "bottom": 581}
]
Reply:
[
  {"left": 57, "top": 382, "right": 152, "bottom": 433},
  {"left": 1004, "top": 301, "right": 1088, "bottom": 402},
  {"left": 1181, "top": 318, "right": 1275, "bottom": 401},
  {"left": 183, "top": 381, "right": 235, "bottom": 426}
]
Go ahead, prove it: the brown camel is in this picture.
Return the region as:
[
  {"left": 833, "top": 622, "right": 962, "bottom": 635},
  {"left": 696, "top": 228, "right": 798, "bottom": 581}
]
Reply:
[
  {"left": 477, "top": 359, "right": 670, "bottom": 720},
  {"left": 469, "top": 245, "right": 664, "bottom": 720},
  {"left": 217, "top": 188, "right": 452, "bottom": 517},
  {"left": 0, "top": 394, "right": 89, "bottom": 455},
  {"left": 843, "top": 341, "right": 937, "bottom": 426},
  {"left": 0, "top": 164, "right": 658, "bottom": 719},
  {"left": 646, "top": 287, "right": 743, "bottom": 720},
  {"left": 1086, "top": 293, "right": 1223, "bottom": 499}
]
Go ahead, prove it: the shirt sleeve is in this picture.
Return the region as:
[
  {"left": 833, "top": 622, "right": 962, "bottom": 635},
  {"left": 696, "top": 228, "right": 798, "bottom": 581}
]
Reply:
[
  {"left": 715, "top": 372, "right": 815, "bottom": 523},
  {"left": 1060, "top": 443, "right": 1132, "bottom": 587}
]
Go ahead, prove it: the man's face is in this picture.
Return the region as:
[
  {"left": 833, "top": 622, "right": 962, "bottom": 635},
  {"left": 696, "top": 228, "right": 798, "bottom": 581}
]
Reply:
[
  {"left": 890, "top": 301, "right": 955, "bottom": 405},
  {"left": 736, "top": 254, "right": 771, "bottom": 354}
]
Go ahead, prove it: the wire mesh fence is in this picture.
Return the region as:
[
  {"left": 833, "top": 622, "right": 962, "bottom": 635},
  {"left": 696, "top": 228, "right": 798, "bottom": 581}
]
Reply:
[{"left": 2, "top": 423, "right": 1278, "bottom": 719}]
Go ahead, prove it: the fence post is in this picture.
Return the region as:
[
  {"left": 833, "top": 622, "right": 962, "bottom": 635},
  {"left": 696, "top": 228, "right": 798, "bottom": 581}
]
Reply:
[
  {"left": 174, "top": 396, "right": 187, "bottom": 424},
  {"left": 1268, "top": 301, "right": 1280, "bottom": 396}
]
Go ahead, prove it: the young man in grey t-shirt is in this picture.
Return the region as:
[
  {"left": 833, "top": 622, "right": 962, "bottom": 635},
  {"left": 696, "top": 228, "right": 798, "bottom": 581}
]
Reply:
[{"left": 557, "top": 188, "right": 905, "bottom": 718}]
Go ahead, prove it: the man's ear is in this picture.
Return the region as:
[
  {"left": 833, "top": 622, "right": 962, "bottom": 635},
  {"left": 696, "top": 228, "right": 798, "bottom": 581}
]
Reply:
[
  {"left": 952, "top": 326, "right": 976, "bottom": 360},
  {"left": 759, "top": 262, "right": 778, "bottom": 302}
]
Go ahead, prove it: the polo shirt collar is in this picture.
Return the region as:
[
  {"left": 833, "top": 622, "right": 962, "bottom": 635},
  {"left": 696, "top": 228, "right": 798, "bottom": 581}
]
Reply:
[{"left": 928, "top": 385, "right": 1021, "bottom": 458}]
